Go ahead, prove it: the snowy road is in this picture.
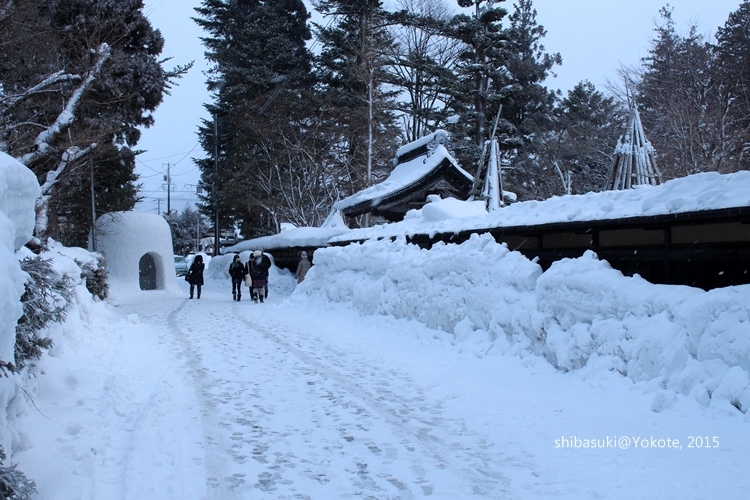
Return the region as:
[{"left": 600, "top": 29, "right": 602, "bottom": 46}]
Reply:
[
  {"left": 154, "top": 288, "right": 529, "bottom": 499},
  {"left": 18, "top": 278, "right": 750, "bottom": 499}
]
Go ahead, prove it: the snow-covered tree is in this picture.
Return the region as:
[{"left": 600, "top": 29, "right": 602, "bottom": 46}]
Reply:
[
  {"left": 485, "top": 0, "right": 561, "bottom": 201},
  {"left": 440, "top": 0, "right": 512, "bottom": 172},
  {"left": 714, "top": 0, "right": 750, "bottom": 171},
  {"left": 636, "top": 7, "right": 726, "bottom": 178},
  {"left": 523, "top": 81, "right": 624, "bottom": 199},
  {"left": 0, "top": 0, "right": 188, "bottom": 240},
  {"left": 165, "top": 206, "right": 210, "bottom": 256}
]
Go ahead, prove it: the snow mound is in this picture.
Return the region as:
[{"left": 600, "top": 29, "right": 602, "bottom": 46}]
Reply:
[
  {"left": 294, "top": 236, "right": 750, "bottom": 412},
  {"left": 0, "top": 151, "right": 41, "bottom": 251}
]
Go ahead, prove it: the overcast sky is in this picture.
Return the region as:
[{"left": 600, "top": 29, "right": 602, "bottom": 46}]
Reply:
[{"left": 135, "top": 0, "right": 744, "bottom": 216}]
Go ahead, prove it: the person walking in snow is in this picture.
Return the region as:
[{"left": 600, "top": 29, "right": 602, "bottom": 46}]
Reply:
[
  {"left": 260, "top": 249, "right": 272, "bottom": 298},
  {"left": 228, "top": 254, "right": 246, "bottom": 301},
  {"left": 187, "top": 254, "right": 205, "bottom": 299},
  {"left": 294, "top": 250, "right": 312, "bottom": 284},
  {"left": 245, "top": 249, "right": 271, "bottom": 302}
]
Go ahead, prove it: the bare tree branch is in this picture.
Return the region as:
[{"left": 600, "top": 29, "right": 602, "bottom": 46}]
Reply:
[{"left": 20, "top": 43, "right": 111, "bottom": 166}]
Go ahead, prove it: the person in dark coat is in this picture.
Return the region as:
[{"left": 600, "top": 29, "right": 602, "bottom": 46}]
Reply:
[
  {"left": 228, "top": 254, "right": 246, "bottom": 301},
  {"left": 245, "top": 249, "right": 270, "bottom": 302},
  {"left": 259, "top": 248, "right": 272, "bottom": 298},
  {"left": 294, "top": 250, "right": 312, "bottom": 284},
  {"left": 187, "top": 254, "right": 205, "bottom": 299}
]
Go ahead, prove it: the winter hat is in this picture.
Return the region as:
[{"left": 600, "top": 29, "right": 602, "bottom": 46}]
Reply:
[
  {"left": 301, "top": 251, "right": 308, "bottom": 259},
  {"left": 233, "top": 255, "right": 240, "bottom": 261},
  {"left": 253, "top": 250, "right": 262, "bottom": 257}
]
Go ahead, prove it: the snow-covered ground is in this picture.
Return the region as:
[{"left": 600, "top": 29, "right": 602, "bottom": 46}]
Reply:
[
  {"left": 10, "top": 238, "right": 750, "bottom": 499},
  {"left": 3, "top": 151, "right": 750, "bottom": 498}
]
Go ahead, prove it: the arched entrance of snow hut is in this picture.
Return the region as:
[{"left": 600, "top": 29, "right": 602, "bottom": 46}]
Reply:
[{"left": 139, "top": 253, "right": 157, "bottom": 290}]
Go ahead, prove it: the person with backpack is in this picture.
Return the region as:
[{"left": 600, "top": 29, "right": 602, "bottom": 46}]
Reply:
[
  {"left": 186, "top": 254, "right": 205, "bottom": 299},
  {"left": 245, "top": 249, "right": 270, "bottom": 302},
  {"left": 228, "top": 254, "right": 246, "bottom": 301}
]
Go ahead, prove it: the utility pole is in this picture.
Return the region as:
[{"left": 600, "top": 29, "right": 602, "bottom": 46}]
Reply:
[
  {"left": 213, "top": 114, "right": 220, "bottom": 256},
  {"left": 163, "top": 162, "right": 172, "bottom": 215},
  {"left": 196, "top": 213, "right": 200, "bottom": 253},
  {"left": 90, "top": 160, "right": 97, "bottom": 251}
]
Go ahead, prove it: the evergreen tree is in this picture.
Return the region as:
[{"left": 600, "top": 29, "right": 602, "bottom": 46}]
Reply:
[
  {"left": 0, "top": 0, "right": 187, "bottom": 239},
  {"left": 636, "top": 6, "right": 720, "bottom": 178},
  {"left": 500, "top": 0, "right": 561, "bottom": 200},
  {"left": 442, "top": 0, "right": 512, "bottom": 173},
  {"left": 503, "top": 0, "right": 560, "bottom": 137},
  {"left": 714, "top": 0, "right": 750, "bottom": 171},
  {"left": 545, "top": 82, "right": 624, "bottom": 196},
  {"left": 194, "top": 0, "right": 315, "bottom": 237}
]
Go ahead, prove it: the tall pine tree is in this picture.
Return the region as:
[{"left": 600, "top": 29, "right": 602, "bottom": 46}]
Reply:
[
  {"left": 543, "top": 81, "right": 624, "bottom": 197},
  {"left": 714, "top": 0, "right": 750, "bottom": 171},
  {"left": 442, "top": 0, "right": 512, "bottom": 175},
  {"left": 637, "top": 6, "right": 720, "bottom": 178},
  {"left": 194, "top": 0, "right": 314, "bottom": 237},
  {"left": 500, "top": 0, "right": 561, "bottom": 200},
  {"left": 0, "top": 0, "right": 184, "bottom": 240}
]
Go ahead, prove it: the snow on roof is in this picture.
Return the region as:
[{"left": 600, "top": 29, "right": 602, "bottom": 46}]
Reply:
[
  {"left": 331, "top": 170, "right": 750, "bottom": 243},
  {"left": 225, "top": 225, "right": 349, "bottom": 253},
  {"left": 395, "top": 129, "right": 449, "bottom": 159},
  {"left": 0, "top": 151, "right": 41, "bottom": 250},
  {"left": 405, "top": 195, "right": 488, "bottom": 223},
  {"left": 334, "top": 144, "right": 471, "bottom": 211}
]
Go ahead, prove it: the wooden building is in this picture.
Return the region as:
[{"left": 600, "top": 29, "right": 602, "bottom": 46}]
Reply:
[{"left": 335, "top": 130, "right": 474, "bottom": 222}]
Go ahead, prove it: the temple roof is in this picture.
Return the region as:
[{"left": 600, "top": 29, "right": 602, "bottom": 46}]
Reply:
[{"left": 335, "top": 131, "right": 473, "bottom": 222}]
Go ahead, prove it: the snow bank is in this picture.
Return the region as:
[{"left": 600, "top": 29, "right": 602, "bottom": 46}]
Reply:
[
  {"left": 0, "top": 150, "right": 108, "bottom": 468},
  {"left": 0, "top": 152, "right": 40, "bottom": 458},
  {"left": 0, "top": 151, "right": 40, "bottom": 251},
  {"left": 294, "top": 236, "right": 750, "bottom": 413},
  {"left": 0, "top": 216, "right": 26, "bottom": 364}
]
